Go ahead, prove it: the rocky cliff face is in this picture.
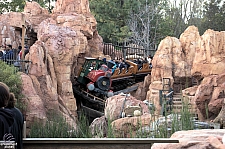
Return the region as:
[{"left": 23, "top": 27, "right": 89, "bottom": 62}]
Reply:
[
  {"left": 0, "top": 0, "right": 105, "bottom": 132},
  {"left": 1, "top": 0, "right": 225, "bottom": 135},
  {"left": 147, "top": 26, "right": 225, "bottom": 121}
]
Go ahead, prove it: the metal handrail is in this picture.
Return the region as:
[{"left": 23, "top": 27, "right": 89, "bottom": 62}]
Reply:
[{"left": 0, "top": 59, "right": 32, "bottom": 74}]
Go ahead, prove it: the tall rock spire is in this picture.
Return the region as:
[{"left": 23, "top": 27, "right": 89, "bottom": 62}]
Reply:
[{"left": 53, "top": 0, "right": 90, "bottom": 14}]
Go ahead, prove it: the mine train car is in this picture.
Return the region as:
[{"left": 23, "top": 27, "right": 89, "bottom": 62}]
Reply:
[{"left": 73, "top": 57, "right": 151, "bottom": 120}]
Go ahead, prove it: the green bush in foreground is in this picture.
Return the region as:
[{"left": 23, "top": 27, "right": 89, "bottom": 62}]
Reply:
[
  {"left": 29, "top": 114, "right": 76, "bottom": 138},
  {"left": 0, "top": 61, "right": 23, "bottom": 108},
  {"left": 29, "top": 112, "right": 92, "bottom": 138}
]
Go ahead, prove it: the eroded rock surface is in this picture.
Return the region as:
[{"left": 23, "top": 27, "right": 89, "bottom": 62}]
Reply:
[
  {"left": 146, "top": 26, "right": 225, "bottom": 121},
  {"left": 1, "top": 0, "right": 225, "bottom": 137},
  {"left": 104, "top": 94, "right": 150, "bottom": 121},
  {"left": 152, "top": 129, "right": 225, "bottom": 149},
  {"left": 0, "top": 0, "right": 105, "bottom": 130},
  {"left": 111, "top": 114, "right": 152, "bottom": 138}
]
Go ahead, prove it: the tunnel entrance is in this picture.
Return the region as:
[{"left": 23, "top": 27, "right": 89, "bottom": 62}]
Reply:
[{"left": 173, "top": 76, "right": 200, "bottom": 93}]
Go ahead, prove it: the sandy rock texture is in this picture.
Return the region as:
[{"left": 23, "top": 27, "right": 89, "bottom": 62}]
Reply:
[
  {"left": 152, "top": 129, "right": 225, "bottom": 149},
  {"left": 146, "top": 26, "right": 225, "bottom": 121},
  {"left": 0, "top": 0, "right": 105, "bottom": 131}
]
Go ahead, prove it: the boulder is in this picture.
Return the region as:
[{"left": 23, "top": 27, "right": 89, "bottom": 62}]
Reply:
[
  {"left": 89, "top": 116, "right": 108, "bottom": 137},
  {"left": 191, "top": 72, "right": 225, "bottom": 121},
  {"left": 111, "top": 114, "right": 152, "bottom": 138},
  {"left": 133, "top": 74, "right": 151, "bottom": 101},
  {"left": 152, "top": 129, "right": 225, "bottom": 149},
  {"left": 104, "top": 94, "right": 150, "bottom": 121},
  {"left": 24, "top": 1, "right": 50, "bottom": 33},
  {"left": 20, "top": 73, "right": 47, "bottom": 135}
]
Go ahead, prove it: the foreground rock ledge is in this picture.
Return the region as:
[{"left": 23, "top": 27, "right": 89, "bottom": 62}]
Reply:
[{"left": 152, "top": 129, "right": 225, "bottom": 149}]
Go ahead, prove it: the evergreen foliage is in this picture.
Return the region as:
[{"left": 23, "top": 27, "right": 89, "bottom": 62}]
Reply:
[
  {"left": 89, "top": 0, "right": 170, "bottom": 54},
  {"left": 89, "top": 0, "right": 133, "bottom": 43},
  {"left": 0, "top": 0, "right": 26, "bottom": 13},
  {"left": 201, "top": 0, "right": 225, "bottom": 34},
  {"left": 0, "top": 0, "right": 55, "bottom": 13}
]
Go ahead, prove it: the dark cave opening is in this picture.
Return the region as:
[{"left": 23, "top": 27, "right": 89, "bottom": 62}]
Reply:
[
  {"left": 14, "top": 27, "right": 37, "bottom": 48},
  {"left": 173, "top": 76, "right": 202, "bottom": 93}
]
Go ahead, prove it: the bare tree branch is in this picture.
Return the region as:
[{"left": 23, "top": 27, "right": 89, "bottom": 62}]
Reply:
[{"left": 127, "top": 0, "right": 159, "bottom": 56}]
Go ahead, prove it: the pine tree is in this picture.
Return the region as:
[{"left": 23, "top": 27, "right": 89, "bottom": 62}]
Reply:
[
  {"left": 0, "top": 0, "right": 56, "bottom": 13},
  {"left": 89, "top": 0, "right": 133, "bottom": 43},
  {"left": 201, "top": 0, "right": 225, "bottom": 33}
]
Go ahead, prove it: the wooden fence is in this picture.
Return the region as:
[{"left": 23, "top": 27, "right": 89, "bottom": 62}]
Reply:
[{"left": 1, "top": 57, "right": 31, "bottom": 74}]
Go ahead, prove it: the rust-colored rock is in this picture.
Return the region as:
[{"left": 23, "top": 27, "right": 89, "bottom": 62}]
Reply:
[
  {"left": 187, "top": 73, "right": 225, "bottom": 121},
  {"left": 104, "top": 94, "right": 150, "bottom": 121},
  {"left": 180, "top": 25, "right": 201, "bottom": 76},
  {"left": 24, "top": 1, "right": 50, "bottom": 33},
  {"left": 2, "top": 0, "right": 225, "bottom": 136},
  {"left": 111, "top": 114, "right": 152, "bottom": 138},
  {"left": 0, "top": 0, "right": 104, "bottom": 132},
  {"left": 20, "top": 73, "right": 47, "bottom": 135},
  {"left": 133, "top": 74, "right": 151, "bottom": 101},
  {"left": 152, "top": 129, "right": 225, "bottom": 149},
  {"left": 147, "top": 25, "right": 225, "bottom": 121},
  {"left": 192, "top": 29, "right": 225, "bottom": 77},
  {"left": 53, "top": 0, "right": 90, "bottom": 14},
  {"left": 89, "top": 116, "right": 108, "bottom": 137}
]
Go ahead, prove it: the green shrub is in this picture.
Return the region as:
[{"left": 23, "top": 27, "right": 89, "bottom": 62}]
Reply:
[
  {"left": 0, "top": 61, "right": 23, "bottom": 106},
  {"left": 106, "top": 117, "right": 115, "bottom": 138},
  {"left": 29, "top": 114, "right": 76, "bottom": 138},
  {"left": 29, "top": 112, "right": 92, "bottom": 138},
  {"left": 76, "top": 112, "right": 92, "bottom": 138}
]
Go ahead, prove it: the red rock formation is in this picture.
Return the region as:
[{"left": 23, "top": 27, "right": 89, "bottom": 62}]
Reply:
[
  {"left": 146, "top": 26, "right": 225, "bottom": 121},
  {"left": 0, "top": 0, "right": 106, "bottom": 132},
  {"left": 192, "top": 29, "right": 225, "bottom": 77},
  {"left": 89, "top": 116, "right": 108, "bottom": 137},
  {"left": 195, "top": 73, "right": 225, "bottom": 121},
  {"left": 152, "top": 129, "right": 225, "bottom": 149},
  {"left": 104, "top": 94, "right": 150, "bottom": 121},
  {"left": 1, "top": 0, "right": 225, "bottom": 135},
  {"left": 24, "top": 2, "right": 50, "bottom": 32},
  {"left": 111, "top": 114, "right": 153, "bottom": 138},
  {"left": 53, "top": 0, "right": 90, "bottom": 14},
  {"left": 133, "top": 74, "right": 151, "bottom": 101}
]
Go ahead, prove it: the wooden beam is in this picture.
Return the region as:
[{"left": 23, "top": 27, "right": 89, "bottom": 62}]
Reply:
[{"left": 21, "top": 13, "right": 26, "bottom": 72}]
